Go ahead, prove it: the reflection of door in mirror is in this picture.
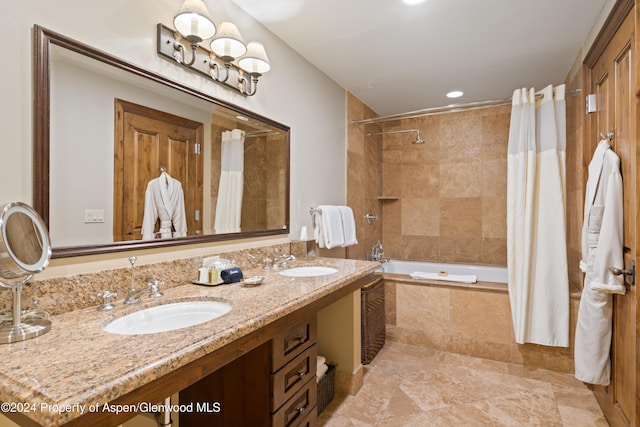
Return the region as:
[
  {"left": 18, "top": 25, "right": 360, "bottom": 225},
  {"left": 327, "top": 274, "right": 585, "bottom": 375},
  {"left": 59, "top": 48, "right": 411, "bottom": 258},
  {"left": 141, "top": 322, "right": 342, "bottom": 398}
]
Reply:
[{"left": 114, "top": 100, "right": 203, "bottom": 241}]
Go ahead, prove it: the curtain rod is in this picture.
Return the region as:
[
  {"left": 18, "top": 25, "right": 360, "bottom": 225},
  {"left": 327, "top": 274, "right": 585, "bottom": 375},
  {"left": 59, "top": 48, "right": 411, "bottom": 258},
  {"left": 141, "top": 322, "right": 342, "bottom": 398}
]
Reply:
[{"left": 352, "top": 89, "right": 581, "bottom": 125}]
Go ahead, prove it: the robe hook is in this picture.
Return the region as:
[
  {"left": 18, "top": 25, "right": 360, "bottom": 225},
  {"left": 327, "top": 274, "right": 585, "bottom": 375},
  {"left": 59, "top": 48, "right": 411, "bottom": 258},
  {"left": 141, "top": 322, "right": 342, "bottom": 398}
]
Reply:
[{"left": 600, "top": 131, "right": 614, "bottom": 141}]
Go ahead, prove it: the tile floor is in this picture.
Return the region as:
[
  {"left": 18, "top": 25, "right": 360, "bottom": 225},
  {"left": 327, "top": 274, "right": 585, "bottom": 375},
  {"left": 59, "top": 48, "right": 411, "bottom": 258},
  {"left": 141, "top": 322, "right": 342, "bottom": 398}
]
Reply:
[{"left": 318, "top": 340, "right": 609, "bottom": 426}]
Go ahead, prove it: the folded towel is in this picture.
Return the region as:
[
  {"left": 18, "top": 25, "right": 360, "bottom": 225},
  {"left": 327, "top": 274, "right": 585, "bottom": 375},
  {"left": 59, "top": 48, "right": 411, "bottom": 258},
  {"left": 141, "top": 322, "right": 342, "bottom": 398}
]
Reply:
[
  {"left": 410, "top": 271, "right": 477, "bottom": 283},
  {"left": 338, "top": 206, "right": 358, "bottom": 247},
  {"left": 317, "top": 355, "right": 326, "bottom": 367},
  {"left": 313, "top": 210, "right": 325, "bottom": 248},
  {"left": 316, "top": 363, "right": 328, "bottom": 381},
  {"left": 318, "top": 205, "right": 344, "bottom": 249}
]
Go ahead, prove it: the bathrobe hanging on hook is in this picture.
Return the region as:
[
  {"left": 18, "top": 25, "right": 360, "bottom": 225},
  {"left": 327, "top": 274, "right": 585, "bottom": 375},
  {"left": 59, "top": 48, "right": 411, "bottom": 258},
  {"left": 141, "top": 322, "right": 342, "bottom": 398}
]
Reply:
[
  {"left": 575, "top": 139, "right": 625, "bottom": 385},
  {"left": 141, "top": 171, "right": 187, "bottom": 240}
]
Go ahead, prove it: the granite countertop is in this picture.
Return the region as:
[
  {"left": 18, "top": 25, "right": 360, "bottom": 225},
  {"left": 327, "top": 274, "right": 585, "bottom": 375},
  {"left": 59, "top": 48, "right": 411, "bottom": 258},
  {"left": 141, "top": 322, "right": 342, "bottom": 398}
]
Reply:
[{"left": 0, "top": 257, "right": 379, "bottom": 427}]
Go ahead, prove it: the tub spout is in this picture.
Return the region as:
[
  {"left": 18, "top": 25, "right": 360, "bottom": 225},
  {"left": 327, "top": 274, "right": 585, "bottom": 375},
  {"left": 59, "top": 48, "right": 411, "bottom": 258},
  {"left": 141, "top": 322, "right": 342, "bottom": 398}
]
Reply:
[{"left": 370, "top": 241, "right": 386, "bottom": 262}]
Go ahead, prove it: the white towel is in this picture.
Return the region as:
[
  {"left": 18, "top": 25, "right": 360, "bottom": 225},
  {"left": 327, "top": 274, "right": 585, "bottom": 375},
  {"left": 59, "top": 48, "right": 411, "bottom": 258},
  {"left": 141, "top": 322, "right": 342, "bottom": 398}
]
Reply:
[
  {"left": 316, "top": 363, "right": 328, "bottom": 382},
  {"left": 313, "top": 211, "right": 326, "bottom": 248},
  {"left": 410, "top": 271, "right": 478, "bottom": 283},
  {"left": 318, "top": 205, "right": 344, "bottom": 249},
  {"left": 317, "top": 355, "right": 326, "bottom": 367},
  {"left": 339, "top": 206, "right": 358, "bottom": 247}
]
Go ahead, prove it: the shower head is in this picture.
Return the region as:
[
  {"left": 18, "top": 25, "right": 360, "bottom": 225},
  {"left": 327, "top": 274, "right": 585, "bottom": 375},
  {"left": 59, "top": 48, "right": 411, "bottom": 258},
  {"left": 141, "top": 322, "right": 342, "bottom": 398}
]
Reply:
[{"left": 367, "top": 129, "right": 425, "bottom": 144}]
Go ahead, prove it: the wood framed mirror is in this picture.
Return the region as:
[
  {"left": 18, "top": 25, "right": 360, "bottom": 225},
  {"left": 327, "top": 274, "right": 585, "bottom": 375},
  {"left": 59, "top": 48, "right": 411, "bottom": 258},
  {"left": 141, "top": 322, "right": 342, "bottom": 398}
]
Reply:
[{"left": 34, "top": 25, "right": 290, "bottom": 258}]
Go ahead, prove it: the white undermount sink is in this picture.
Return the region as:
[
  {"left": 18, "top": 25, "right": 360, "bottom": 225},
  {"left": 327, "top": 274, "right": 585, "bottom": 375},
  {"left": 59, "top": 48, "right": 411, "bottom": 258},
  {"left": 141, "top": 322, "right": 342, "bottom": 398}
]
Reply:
[
  {"left": 278, "top": 266, "right": 338, "bottom": 277},
  {"left": 103, "top": 300, "right": 231, "bottom": 335}
]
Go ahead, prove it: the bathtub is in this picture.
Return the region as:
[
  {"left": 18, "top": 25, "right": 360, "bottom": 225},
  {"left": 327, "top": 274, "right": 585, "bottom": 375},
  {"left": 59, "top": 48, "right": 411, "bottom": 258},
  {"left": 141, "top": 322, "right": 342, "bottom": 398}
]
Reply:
[{"left": 378, "top": 260, "right": 508, "bottom": 284}]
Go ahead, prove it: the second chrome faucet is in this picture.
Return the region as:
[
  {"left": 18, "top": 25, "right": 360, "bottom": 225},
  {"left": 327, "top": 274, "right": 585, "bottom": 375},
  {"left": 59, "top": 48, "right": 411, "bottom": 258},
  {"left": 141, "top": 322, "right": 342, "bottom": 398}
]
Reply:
[{"left": 124, "top": 256, "right": 164, "bottom": 305}]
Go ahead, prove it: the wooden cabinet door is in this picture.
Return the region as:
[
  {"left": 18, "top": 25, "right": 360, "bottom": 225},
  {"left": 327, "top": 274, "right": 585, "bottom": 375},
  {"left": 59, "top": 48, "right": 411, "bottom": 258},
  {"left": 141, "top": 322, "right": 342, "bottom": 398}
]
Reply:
[
  {"left": 587, "top": 6, "right": 636, "bottom": 426},
  {"left": 114, "top": 99, "right": 203, "bottom": 241}
]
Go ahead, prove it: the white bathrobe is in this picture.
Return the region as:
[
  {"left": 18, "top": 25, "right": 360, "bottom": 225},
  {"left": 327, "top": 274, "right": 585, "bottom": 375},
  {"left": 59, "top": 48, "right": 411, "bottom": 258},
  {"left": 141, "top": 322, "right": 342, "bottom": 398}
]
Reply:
[
  {"left": 575, "top": 139, "right": 625, "bottom": 385},
  {"left": 141, "top": 172, "right": 187, "bottom": 240}
]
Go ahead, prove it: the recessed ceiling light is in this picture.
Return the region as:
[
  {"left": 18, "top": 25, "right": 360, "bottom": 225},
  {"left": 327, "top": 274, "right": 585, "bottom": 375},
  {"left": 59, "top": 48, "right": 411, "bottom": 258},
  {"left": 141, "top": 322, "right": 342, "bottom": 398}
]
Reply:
[
  {"left": 403, "top": 0, "right": 427, "bottom": 4},
  {"left": 446, "top": 90, "right": 464, "bottom": 98}
]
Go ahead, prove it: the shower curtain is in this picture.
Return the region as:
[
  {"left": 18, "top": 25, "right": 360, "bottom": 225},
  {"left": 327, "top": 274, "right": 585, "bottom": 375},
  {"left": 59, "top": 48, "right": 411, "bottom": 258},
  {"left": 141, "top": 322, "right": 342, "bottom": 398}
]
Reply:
[
  {"left": 507, "top": 84, "right": 569, "bottom": 347},
  {"left": 214, "top": 129, "right": 245, "bottom": 234}
]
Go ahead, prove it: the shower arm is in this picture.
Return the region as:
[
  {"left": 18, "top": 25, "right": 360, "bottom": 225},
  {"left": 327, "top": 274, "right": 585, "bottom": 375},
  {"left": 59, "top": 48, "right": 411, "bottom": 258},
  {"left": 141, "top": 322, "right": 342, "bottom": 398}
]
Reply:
[{"left": 366, "top": 129, "right": 424, "bottom": 144}]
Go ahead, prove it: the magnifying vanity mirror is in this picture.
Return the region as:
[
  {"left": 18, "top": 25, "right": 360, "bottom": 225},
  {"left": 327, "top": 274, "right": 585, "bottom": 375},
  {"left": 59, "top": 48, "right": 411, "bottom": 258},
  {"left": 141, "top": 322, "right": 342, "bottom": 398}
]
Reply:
[
  {"left": 34, "top": 25, "right": 290, "bottom": 258},
  {"left": 0, "top": 202, "right": 52, "bottom": 343}
]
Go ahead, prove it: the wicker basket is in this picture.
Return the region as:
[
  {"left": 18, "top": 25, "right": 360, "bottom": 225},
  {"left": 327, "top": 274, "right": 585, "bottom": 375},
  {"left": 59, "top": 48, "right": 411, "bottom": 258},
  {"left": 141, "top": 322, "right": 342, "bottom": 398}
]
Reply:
[
  {"left": 361, "top": 275, "right": 385, "bottom": 365},
  {"left": 317, "top": 364, "right": 336, "bottom": 414}
]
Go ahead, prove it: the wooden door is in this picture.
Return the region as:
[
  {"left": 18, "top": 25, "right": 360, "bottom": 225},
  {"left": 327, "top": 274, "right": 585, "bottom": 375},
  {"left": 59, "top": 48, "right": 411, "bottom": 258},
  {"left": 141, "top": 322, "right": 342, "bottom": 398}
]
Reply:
[
  {"left": 587, "top": 6, "right": 636, "bottom": 426},
  {"left": 114, "top": 100, "right": 204, "bottom": 241}
]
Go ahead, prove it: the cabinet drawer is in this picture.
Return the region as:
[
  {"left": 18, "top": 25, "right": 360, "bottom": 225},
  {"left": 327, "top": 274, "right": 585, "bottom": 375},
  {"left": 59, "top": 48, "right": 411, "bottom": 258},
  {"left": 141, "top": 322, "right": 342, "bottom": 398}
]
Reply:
[
  {"left": 272, "top": 317, "right": 317, "bottom": 370},
  {"left": 272, "top": 344, "right": 317, "bottom": 410},
  {"left": 293, "top": 405, "right": 317, "bottom": 427},
  {"left": 271, "top": 379, "right": 317, "bottom": 427}
]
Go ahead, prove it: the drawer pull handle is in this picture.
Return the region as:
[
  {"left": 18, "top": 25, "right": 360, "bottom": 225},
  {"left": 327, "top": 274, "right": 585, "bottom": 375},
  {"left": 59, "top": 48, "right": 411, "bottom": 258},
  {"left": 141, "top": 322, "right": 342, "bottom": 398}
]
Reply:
[
  {"left": 297, "top": 370, "right": 306, "bottom": 378},
  {"left": 292, "top": 336, "right": 306, "bottom": 344},
  {"left": 294, "top": 405, "right": 305, "bottom": 414}
]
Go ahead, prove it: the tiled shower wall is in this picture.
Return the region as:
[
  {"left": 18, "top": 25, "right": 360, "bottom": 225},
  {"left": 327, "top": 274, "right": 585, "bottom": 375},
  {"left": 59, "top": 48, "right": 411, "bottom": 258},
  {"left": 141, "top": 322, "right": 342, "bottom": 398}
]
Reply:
[
  {"left": 381, "top": 106, "right": 510, "bottom": 265},
  {"left": 347, "top": 93, "right": 510, "bottom": 266},
  {"left": 564, "top": 51, "right": 586, "bottom": 290},
  {"left": 347, "top": 82, "right": 583, "bottom": 272},
  {"left": 346, "top": 92, "right": 384, "bottom": 261}
]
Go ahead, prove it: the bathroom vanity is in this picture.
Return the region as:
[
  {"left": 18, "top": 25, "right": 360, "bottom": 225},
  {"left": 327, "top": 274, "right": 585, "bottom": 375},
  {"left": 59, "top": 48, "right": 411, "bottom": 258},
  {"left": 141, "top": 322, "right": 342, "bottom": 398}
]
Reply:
[{"left": 0, "top": 257, "right": 379, "bottom": 427}]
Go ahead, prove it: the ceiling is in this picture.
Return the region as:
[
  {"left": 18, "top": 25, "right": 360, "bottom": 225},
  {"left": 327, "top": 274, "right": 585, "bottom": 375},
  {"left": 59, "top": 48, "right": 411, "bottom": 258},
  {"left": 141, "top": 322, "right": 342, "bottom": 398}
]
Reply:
[{"left": 232, "top": 0, "right": 611, "bottom": 116}]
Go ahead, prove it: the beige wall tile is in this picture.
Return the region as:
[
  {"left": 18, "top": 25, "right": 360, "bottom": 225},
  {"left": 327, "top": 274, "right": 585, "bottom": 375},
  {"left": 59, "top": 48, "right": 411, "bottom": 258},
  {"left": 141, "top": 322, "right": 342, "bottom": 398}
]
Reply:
[
  {"left": 450, "top": 289, "right": 512, "bottom": 344},
  {"left": 439, "top": 116, "right": 485, "bottom": 161},
  {"left": 400, "top": 236, "right": 440, "bottom": 261},
  {"left": 439, "top": 161, "right": 482, "bottom": 198},
  {"left": 397, "top": 285, "right": 450, "bottom": 333},
  {"left": 481, "top": 158, "right": 507, "bottom": 197},
  {"left": 479, "top": 110, "right": 510, "bottom": 159},
  {"left": 513, "top": 343, "right": 574, "bottom": 374},
  {"left": 449, "top": 336, "right": 514, "bottom": 364},
  {"left": 440, "top": 198, "right": 482, "bottom": 237},
  {"left": 480, "top": 238, "right": 507, "bottom": 266},
  {"left": 482, "top": 197, "right": 506, "bottom": 239},
  {"left": 403, "top": 164, "right": 439, "bottom": 198},
  {"left": 439, "top": 237, "right": 482, "bottom": 263},
  {"left": 401, "top": 198, "right": 440, "bottom": 236}
]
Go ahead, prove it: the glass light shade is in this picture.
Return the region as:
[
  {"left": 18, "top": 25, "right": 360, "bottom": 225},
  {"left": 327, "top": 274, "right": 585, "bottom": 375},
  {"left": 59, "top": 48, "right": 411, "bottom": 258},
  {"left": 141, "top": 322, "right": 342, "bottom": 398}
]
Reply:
[
  {"left": 173, "top": 0, "right": 216, "bottom": 41},
  {"left": 238, "top": 42, "right": 271, "bottom": 74},
  {"left": 210, "top": 22, "right": 247, "bottom": 59}
]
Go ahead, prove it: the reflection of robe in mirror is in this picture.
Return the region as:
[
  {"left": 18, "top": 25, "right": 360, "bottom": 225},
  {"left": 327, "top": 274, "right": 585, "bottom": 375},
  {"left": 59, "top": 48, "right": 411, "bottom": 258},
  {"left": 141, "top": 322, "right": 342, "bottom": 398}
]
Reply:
[{"left": 141, "top": 171, "right": 187, "bottom": 240}]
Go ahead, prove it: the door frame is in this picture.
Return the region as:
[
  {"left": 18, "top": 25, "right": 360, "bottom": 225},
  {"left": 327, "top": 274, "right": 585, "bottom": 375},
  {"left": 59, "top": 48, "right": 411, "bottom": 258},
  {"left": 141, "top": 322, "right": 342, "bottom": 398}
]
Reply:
[
  {"left": 114, "top": 99, "right": 204, "bottom": 242},
  {"left": 583, "top": 1, "right": 637, "bottom": 426}
]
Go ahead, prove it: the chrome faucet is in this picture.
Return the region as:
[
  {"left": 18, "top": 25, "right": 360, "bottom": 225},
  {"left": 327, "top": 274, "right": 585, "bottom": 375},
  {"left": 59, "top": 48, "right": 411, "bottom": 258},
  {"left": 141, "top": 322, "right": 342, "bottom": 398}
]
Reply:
[
  {"left": 124, "top": 256, "right": 141, "bottom": 305},
  {"left": 147, "top": 280, "right": 165, "bottom": 299},
  {"left": 275, "top": 254, "right": 296, "bottom": 270},
  {"left": 124, "top": 287, "right": 146, "bottom": 305},
  {"left": 369, "top": 241, "right": 387, "bottom": 262}
]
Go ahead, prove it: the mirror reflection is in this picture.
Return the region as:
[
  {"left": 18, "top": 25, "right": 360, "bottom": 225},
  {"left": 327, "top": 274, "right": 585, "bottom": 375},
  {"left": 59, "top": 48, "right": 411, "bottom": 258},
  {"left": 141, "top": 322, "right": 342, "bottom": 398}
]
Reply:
[{"left": 36, "top": 27, "right": 290, "bottom": 256}]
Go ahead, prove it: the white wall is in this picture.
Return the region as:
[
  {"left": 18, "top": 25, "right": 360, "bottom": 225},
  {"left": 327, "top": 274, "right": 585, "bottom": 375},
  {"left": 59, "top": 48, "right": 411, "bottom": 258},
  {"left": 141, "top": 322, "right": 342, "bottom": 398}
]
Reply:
[{"left": 0, "top": 0, "right": 346, "bottom": 274}]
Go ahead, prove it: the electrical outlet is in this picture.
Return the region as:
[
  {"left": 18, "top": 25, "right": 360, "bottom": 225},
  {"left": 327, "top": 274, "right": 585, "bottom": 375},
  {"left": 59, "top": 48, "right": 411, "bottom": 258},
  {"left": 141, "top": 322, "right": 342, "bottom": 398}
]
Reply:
[{"left": 84, "top": 209, "right": 105, "bottom": 223}]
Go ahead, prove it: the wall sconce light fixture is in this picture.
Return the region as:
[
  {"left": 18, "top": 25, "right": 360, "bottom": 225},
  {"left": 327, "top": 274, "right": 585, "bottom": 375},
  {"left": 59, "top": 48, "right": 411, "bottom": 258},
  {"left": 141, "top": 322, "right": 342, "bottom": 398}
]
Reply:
[{"left": 157, "top": 0, "right": 270, "bottom": 96}]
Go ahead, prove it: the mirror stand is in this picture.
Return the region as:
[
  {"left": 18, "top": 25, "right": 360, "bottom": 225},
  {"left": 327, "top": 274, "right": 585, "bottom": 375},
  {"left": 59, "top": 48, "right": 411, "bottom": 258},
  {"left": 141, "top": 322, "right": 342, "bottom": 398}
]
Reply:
[{"left": 0, "top": 276, "right": 51, "bottom": 344}]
